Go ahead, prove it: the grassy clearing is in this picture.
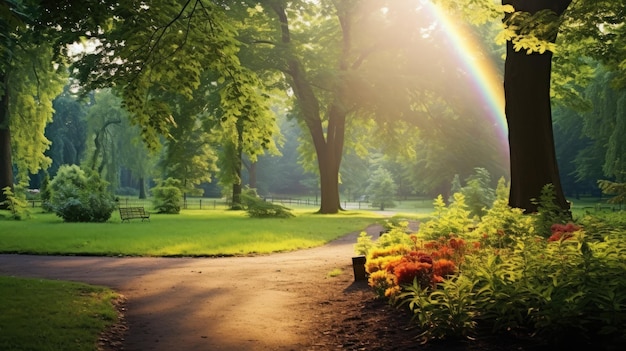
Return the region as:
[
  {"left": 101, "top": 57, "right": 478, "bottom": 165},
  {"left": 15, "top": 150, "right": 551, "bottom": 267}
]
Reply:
[
  {"left": 0, "top": 209, "right": 385, "bottom": 256},
  {"left": 0, "top": 276, "right": 119, "bottom": 351}
]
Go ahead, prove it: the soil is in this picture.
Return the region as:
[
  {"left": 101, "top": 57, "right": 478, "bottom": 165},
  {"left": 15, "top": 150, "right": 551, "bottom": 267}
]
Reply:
[{"left": 0, "top": 223, "right": 546, "bottom": 351}]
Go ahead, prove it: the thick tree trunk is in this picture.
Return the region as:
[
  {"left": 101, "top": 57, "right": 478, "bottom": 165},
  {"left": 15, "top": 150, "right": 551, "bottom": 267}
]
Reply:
[
  {"left": 0, "top": 79, "right": 14, "bottom": 209},
  {"left": 503, "top": 0, "right": 572, "bottom": 213}
]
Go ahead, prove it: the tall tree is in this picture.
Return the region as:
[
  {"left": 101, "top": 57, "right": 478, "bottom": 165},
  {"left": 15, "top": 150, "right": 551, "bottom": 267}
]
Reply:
[
  {"left": 502, "top": 0, "right": 572, "bottom": 213},
  {"left": 1, "top": 0, "right": 112, "bottom": 207},
  {"left": 243, "top": 0, "right": 472, "bottom": 213},
  {"left": 0, "top": 19, "right": 65, "bottom": 206}
]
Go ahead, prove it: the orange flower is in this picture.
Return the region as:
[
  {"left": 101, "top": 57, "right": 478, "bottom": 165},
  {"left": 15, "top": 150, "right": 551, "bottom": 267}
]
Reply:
[{"left": 433, "top": 259, "right": 456, "bottom": 277}]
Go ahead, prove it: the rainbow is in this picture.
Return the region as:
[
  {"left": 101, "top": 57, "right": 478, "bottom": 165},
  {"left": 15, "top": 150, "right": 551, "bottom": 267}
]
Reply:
[{"left": 423, "top": 1, "right": 509, "bottom": 157}]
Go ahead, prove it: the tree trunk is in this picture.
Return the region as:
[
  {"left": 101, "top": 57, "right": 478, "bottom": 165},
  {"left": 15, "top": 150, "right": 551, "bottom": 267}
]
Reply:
[
  {"left": 231, "top": 118, "right": 244, "bottom": 209},
  {"left": 138, "top": 176, "right": 146, "bottom": 199},
  {"left": 0, "top": 79, "right": 14, "bottom": 209},
  {"left": 503, "top": 0, "right": 572, "bottom": 213}
]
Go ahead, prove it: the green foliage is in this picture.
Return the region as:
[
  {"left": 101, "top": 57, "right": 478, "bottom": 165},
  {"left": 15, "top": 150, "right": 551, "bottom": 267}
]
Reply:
[
  {"left": 418, "top": 194, "right": 474, "bottom": 241},
  {"left": 377, "top": 222, "right": 415, "bottom": 249},
  {"left": 241, "top": 187, "right": 294, "bottom": 218},
  {"left": 472, "top": 177, "right": 534, "bottom": 247},
  {"left": 400, "top": 275, "right": 479, "bottom": 342},
  {"left": 354, "top": 231, "right": 375, "bottom": 256},
  {"left": 598, "top": 179, "right": 626, "bottom": 205},
  {"left": 1, "top": 185, "right": 29, "bottom": 220},
  {"left": 459, "top": 167, "right": 495, "bottom": 219},
  {"left": 366, "top": 167, "right": 398, "bottom": 211},
  {"left": 532, "top": 184, "right": 572, "bottom": 237},
  {"left": 48, "top": 165, "right": 116, "bottom": 222},
  {"left": 40, "top": 173, "right": 53, "bottom": 213},
  {"left": 151, "top": 178, "right": 182, "bottom": 214}
]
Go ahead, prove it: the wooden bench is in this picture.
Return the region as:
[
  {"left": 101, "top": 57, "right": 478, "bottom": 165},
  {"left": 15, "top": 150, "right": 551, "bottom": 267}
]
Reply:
[{"left": 119, "top": 207, "right": 151, "bottom": 222}]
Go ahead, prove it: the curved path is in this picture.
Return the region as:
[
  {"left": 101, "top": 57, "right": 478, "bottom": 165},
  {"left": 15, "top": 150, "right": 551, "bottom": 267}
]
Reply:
[{"left": 0, "top": 224, "right": 384, "bottom": 351}]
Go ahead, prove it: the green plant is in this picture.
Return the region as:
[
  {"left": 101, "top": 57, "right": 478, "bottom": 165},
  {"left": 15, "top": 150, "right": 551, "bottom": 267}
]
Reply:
[
  {"left": 354, "top": 231, "right": 374, "bottom": 256},
  {"left": 597, "top": 179, "right": 626, "bottom": 206},
  {"left": 40, "top": 173, "right": 53, "bottom": 212},
  {"left": 460, "top": 167, "right": 496, "bottom": 219},
  {"left": 48, "top": 165, "right": 116, "bottom": 222},
  {"left": 241, "top": 188, "right": 294, "bottom": 218},
  {"left": 400, "top": 275, "right": 479, "bottom": 342},
  {"left": 1, "top": 184, "right": 30, "bottom": 220},
  {"left": 532, "top": 184, "right": 572, "bottom": 237},
  {"left": 366, "top": 166, "right": 397, "bottom": 211},
  {"left": 151, "top": 178, "right": 182, "bottom": 214},
  {"left": 327, "top": 268, "right": 343, "bottom": 277},
  {"left": 417, "top": 194, "right": 473, "bottom": 241},
  {"left": 472, "top": 177, "right": 534, "bottom": 248}
]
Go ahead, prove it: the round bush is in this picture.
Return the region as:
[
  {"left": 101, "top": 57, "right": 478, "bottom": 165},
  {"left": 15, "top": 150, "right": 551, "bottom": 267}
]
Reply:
[
  {"left": 151, "top": 178, "right": 182, "bottom": 214},
  {"left": 48, "top": 165, "right": 116, "bottom": 222}
]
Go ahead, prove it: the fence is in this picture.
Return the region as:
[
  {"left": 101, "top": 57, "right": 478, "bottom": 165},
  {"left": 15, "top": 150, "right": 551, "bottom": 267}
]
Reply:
[{"left": 26, "top": 197, "right": 373, "bottom": 211}]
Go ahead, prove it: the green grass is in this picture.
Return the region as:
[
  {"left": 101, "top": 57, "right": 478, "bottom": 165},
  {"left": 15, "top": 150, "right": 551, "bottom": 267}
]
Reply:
[
  {"left": 0, "top": 276, "right": 119, "bottom": 351},
  {"left": 0, "top": 209, "right": 384, "bottom": 256}
]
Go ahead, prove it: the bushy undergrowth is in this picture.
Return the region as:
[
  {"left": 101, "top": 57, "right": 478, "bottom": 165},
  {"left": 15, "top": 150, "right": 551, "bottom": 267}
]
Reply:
[
  {"left": 358, "top": 184, "right": 626, "bottom": 349},
  {"left": 48, "top": 165, "right": 116, "bottom": 222}
]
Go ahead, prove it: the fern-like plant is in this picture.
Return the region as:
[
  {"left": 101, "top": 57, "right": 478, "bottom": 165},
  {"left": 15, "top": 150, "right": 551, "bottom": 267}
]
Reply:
[{"left": 1, "top": 185, "right": 30, "bottom": 220}]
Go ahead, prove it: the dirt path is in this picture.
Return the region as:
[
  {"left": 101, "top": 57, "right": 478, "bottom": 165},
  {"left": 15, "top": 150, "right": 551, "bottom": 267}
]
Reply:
[{"left": 0, "top": 224, "right": 386, "bottom": 351}]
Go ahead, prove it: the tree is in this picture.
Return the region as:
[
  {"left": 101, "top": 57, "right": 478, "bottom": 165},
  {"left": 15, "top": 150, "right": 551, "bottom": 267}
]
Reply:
[
  {"left": 0, "top": 18, "right": 66, "bottom": 207},
  {"left": 45, "top": 87, "right": 89, "bottom": 177},
  {"left": 243, "top": 0, "right": 482, "bottom": 213},
  {"left": 366, "top": 167, "right": 397, "bottom": 211},
  {"left": 501, "top": 0, "right": 572, "bottom": 213},
  {"left": 1, "top": 0, "right": 112, "bottom": 208},
  {"left": 68, "top": 1, "right": 280, "bottom": 209}
]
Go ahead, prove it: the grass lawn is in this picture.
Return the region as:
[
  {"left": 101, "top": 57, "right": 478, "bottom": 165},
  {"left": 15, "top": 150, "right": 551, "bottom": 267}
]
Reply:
[
  {"left": 0, "top": 209, "right": 386, "bottom": 256},
  {"left": 0, "top": 276, "right": 119, "bottom": 351}
]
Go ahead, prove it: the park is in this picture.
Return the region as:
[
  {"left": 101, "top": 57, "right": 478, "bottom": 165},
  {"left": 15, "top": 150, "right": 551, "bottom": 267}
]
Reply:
[{"left": 1, "top": 0, "right": 626, "bottom": 350}]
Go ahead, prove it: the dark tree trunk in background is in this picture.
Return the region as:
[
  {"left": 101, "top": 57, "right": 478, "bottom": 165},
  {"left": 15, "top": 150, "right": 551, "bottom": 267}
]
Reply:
[
  {"left": 138, "top": 177, "right": 146, "bottom": 199},
  {"left": 0, "top": 79, "right": 14, "bottom": 209},
  {"left": 503, "top": 0, "right": 572, "bottom": 213},
  {"left": 231, "top": 118, "right": 245, "bottom": 209}
]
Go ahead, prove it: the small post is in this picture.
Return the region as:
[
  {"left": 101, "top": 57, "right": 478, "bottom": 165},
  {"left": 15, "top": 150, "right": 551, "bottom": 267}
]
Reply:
[{"left": 352, "top": 255, "right": 367, "bottom": 281}]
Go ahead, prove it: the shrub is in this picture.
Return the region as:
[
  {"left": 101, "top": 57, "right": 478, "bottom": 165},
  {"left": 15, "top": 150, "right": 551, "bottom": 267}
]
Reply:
[
  {"left": 48, "top": 165, "right": 116, "bottom": 222},
  {"left": 241, "top": 188, "right": 294, "bottom": 218},
  {"left": 151, "top": 178, "right": 182, "bottom": 214},
  {"left": 532, "top": 183, "right": 572, "bottom": 237},
  {"left": 417, "top": 193, "right": 474, "bottom": 241},
  {"left": 354, "top": 231, "right": 374, "bottom": 256},
  {"left": 459, "top": 167, "right": 496, "bottom": 219},
  {"left": 1, "top": 184, "right": 30, "bottom": 220}
]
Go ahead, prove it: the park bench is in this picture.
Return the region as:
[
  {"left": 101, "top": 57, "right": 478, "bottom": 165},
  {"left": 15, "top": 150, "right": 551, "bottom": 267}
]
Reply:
[{"left": 119, "top": 207, "right": 151, "bottom": 222}]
